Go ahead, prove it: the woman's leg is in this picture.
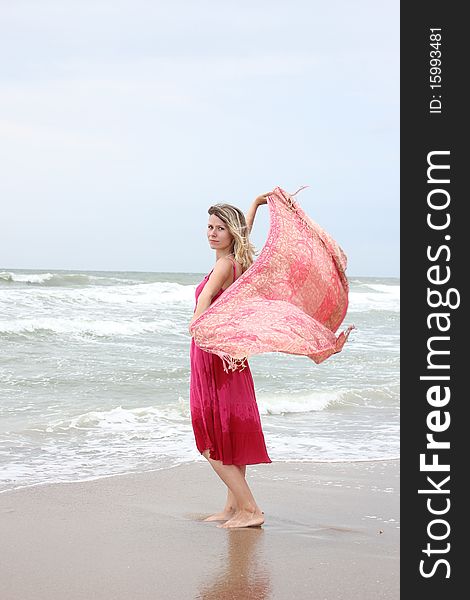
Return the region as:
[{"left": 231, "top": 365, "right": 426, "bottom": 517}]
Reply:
[
  {"left": 203, "top": 466, "right": 246, "bottom": 521},
  {"left": 202, "top": 451, "right": 263, "bottom": 528},
  {"left": 203, "top": 458, "right": 246, "bottom": 521},
  {"left": 224, "top": 465, "right": 246, "bottom": 509}
]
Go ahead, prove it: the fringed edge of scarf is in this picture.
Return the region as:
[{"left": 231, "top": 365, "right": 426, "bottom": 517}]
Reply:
[
  {"left": 307, "top": 324, "right": 356, "bottom": 364},
  {"left": 209, "top": 349, "right": 249, "bottom": 374},
  {"left": 201, "top": 324, "right": 356, "bottom": 372}
]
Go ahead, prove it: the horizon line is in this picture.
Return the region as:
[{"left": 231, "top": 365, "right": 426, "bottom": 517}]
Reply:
[{"left": 1, "top": 265, "right": 400, "bottom": 279}]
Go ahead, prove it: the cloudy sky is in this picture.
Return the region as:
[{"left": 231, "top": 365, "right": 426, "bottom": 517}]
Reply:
[{"left": 0, "top": 0, "right": 399, "bottom": 277}]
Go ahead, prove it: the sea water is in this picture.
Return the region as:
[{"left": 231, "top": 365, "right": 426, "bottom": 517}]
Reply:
[{"left": 0, "top": 268, "right": 399, "bottom": 492}]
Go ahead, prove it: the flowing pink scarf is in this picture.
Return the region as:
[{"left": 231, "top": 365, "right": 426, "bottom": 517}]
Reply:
[{"left": 190, "top": 186, "right": 355, "bottom": 372}]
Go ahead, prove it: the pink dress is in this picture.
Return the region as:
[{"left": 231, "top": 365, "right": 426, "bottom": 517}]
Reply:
[{"left": 190, "top": 257, "right": 272, "bottom": 466}]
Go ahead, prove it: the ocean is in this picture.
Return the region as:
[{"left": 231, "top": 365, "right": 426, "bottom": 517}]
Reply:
[{"left": 0, "top": 268, "right": 399, "bottom": 493}]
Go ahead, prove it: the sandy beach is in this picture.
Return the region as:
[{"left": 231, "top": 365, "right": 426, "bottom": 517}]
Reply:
[{"left": 0, "top": 459, "right": 399, "bottom": 599}]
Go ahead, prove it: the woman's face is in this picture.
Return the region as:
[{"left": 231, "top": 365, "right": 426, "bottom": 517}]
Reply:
[{"left": 207, "top": 214, "right": 233, "bottom": 252}]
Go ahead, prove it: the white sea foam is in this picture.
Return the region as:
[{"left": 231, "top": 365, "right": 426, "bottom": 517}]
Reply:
[
  {"left": 257, "top": 391, "right": 338, "bottom": 415},
  {"left": 0, "top": 271, "right": 14, "bottom": 282},
  {"left": 0, "top": 271, "right": 56, "bottom": 284},
  {"left": 348, "top": 284, "right": 400, "bottom": 313},
  {"left": 45, "top": 403, "right": 190, "bottom": 433},
  {"left": 37, "top": 394, "right": 343, "bottom": 438},
  {"left": 0, "top": 317, "right": 180, "bottom": 336},
  {"left": 0, "top": 271, "right": 141, "bottom": 286},
  {"left": 35, "top": 395, "right": 337, "bottom": 438},
  {"left": 0, "top": 271, "right": 399, "bottom": 492},
  {"left": 0, "top": 281, "right": 196, "bottom": 311},
  {"left": 79, "top": 282, "right": 195, "bottom": 306}
]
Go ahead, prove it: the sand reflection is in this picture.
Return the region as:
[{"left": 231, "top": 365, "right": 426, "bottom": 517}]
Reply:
[{"left": 195, "top": 527, "right": 272, "bottom": 599}]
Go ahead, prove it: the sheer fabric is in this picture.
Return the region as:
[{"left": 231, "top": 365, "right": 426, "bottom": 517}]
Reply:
[{"left": 190, "top": 186, "right": 354, "bottom": 372}]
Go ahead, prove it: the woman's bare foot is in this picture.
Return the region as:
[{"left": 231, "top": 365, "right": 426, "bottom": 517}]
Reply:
[
  {"left": 216, "top": 508, "right": 264, "bottom": 528},
  {"left": 203, "top": 509, "right": 236, "bottom": 522}
]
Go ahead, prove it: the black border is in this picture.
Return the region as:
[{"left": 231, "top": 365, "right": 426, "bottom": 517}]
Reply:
[{"left": 401, "top": 2, "right": 465, "bottom": 595}]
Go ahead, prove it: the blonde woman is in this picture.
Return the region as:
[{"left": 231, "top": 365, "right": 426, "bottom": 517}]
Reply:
[{"left": 189, "top": 193, "right": 272, "bottom": 529}]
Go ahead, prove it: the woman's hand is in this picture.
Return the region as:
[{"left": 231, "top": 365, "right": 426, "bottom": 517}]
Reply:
[{"left": 254, "top": 192, "right": 271, "bottom": 206}]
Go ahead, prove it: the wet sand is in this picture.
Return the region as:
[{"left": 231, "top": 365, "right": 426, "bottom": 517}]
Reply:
[{"left": 0, "top": 459, "right": 399, "bottom": 600}]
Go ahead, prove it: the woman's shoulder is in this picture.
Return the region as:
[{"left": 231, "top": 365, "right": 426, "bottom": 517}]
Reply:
[
  {"left": 214, "top": 255, "right": 244, "bottom": 275},
  {"left": 214, "top": 255, "right": 237, "bottom": 267},
  {"left": 211, "top": 256, "right": 234, "bottom": 277},
  {"left": 214, "top": 255, "right": 234, "bottom": 268}
]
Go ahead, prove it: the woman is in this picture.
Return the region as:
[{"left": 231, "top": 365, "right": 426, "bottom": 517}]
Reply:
[{"left": 188, "top": 193, "right": 272, "bottom": 529}]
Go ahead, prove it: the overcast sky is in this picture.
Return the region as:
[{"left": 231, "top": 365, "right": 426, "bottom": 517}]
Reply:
[{"left": 0, "top": 0, "right": 399, "bottom": 277}]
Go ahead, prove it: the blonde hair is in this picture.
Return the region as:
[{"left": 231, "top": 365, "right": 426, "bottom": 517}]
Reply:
[{"left": 208, "top": 204, "right": 258, "bottom": 271}]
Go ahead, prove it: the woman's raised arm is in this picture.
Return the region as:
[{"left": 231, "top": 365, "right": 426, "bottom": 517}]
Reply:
[{"left": 245, "top": 193, "right": 270, "bottom": 234}]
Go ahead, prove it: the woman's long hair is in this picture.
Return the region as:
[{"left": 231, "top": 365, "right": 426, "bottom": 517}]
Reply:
[{"left": 208, "top": 204, "right": 258, "bottom": 272}]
